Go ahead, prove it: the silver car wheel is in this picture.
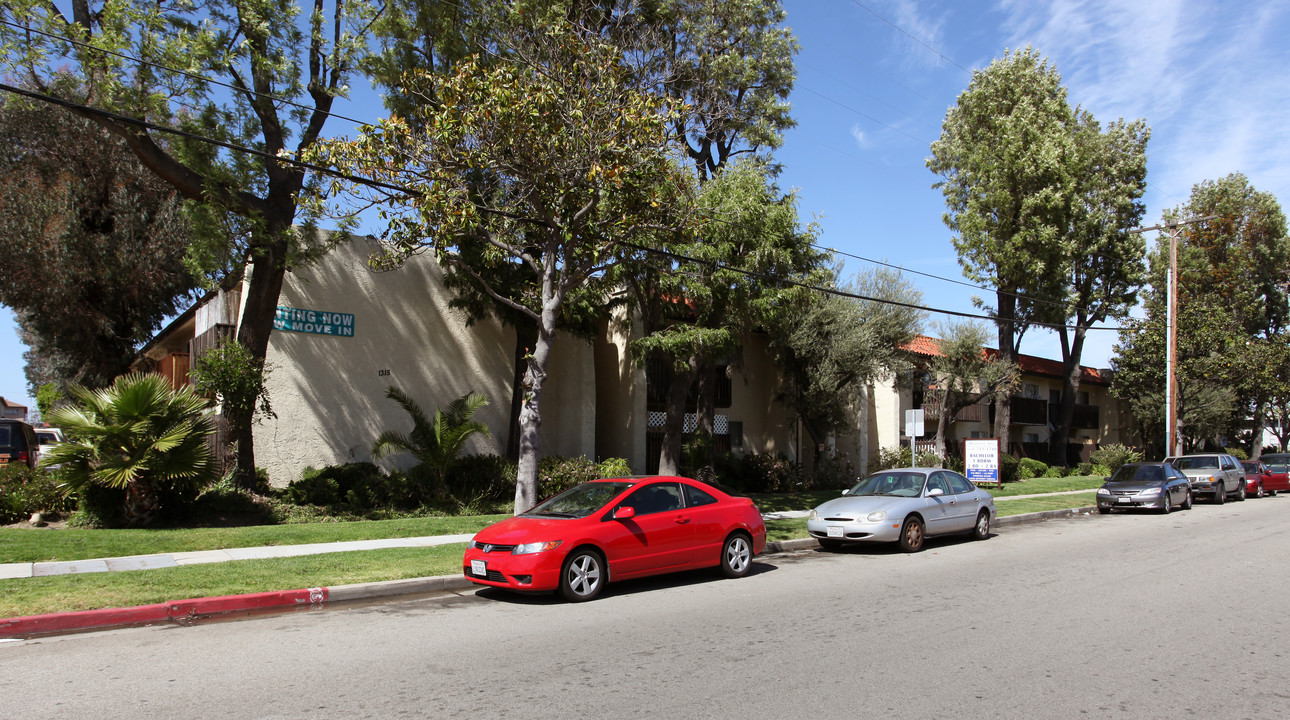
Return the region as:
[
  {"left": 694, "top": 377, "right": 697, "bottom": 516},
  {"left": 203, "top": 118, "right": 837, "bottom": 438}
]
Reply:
[
  {"left": 721, "top": 533, "right": 752, "bottom": 578},
  {"left": 559, "top": 550, "right": 603, "bottom": 602},
  {"left": 972, "top": 510, "right": 990, "bottom": 540}
]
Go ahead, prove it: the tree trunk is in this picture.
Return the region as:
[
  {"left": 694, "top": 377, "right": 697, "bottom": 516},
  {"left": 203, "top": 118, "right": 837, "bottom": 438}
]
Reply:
[
  {"left": 231, "top": 221, "right": 292, "bottom": 489},
  {"left": 1049, "top": 326, "right": 1087, "bottom": 467},
  {"left": 695, "top": 359, "right": 716, "bottom": 471},
  {"left": 513, "top": 298, "right": 560, "bottom": 515},
  {"left": 934, "top": 392, "right": 950, "bottom": 460},
  {"left": 993, "top": 291, "right": 1018, "bottom": 452},
  {"left": 1249, "top": 401, "right": 1266, "bottom": 460},
  {"left": 506, "top": 324, "right": 538, "bottom": 462},
  {"left": 658, "top": 354, "right": 699, "bottom": 476}
]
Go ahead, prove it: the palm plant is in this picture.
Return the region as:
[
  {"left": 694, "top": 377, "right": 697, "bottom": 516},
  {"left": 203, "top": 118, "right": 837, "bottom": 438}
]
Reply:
[
  {"left": 371, "top": 387, "right": 491, "bottom": 496},
  {"left": 42, "top": 373, "right": 218, "bottom": 526}
]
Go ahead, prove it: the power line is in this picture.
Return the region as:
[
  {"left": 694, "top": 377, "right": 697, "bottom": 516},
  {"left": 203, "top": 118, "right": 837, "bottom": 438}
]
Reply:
[{"left": 847, "top": 0, "right": 971, "bottom": 74}]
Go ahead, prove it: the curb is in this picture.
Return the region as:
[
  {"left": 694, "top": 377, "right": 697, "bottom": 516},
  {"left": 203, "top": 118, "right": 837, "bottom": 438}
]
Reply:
[{"left": 0, "top": 507, "right": 1098, "bottom": 639}]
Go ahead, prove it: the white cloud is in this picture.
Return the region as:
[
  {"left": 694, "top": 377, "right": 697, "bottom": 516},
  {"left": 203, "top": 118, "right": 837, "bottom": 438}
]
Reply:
[{"left": 850, "top": 123, "right": 871, "bottom": 148}]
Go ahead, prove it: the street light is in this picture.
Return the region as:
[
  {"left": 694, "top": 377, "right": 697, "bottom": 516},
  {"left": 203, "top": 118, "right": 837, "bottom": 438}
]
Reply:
[{"left": 1130, "top": 214, "right": 1219, "bottom": 457}]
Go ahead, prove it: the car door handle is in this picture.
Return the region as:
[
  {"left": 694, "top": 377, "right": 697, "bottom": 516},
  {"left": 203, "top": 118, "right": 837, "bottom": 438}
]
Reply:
[{"left": 675, "top": 517, "right": 690, "bottom": 524}]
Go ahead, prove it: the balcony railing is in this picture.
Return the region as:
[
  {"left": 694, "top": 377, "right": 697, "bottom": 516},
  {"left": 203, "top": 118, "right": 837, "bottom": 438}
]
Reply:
[
  {"left": 921, "top": 399, "right": 984, "bottom": 423},
  {"left": 1048, "top": 402, "right": 1100, "bottom": 430},
  {"left": 989, "top": 396, "right": 1049, "bottom": 426}
]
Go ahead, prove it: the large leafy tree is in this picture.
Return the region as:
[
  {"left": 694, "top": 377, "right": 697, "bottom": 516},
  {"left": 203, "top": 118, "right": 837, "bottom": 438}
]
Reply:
[
  {"left": 1, "top": 0, "right": 372, "bottom": 487},
  {"left": 921, "top": 323, "right": 1019, "bottom": 460},
  {"left": 1112, "top": 174, "right": 1289, "bottom": 455},
  {"left": 927, "top": 47, "right": 1075, "bottom": 445},
  {"left": 768, "top": 267, "right": 923, "bottom": 465},
  {"left": 1046, "top": 114, "right": 1150, "bottom": 465},
  {"left": 306, "top": 18, "right": 692, "bottom": 513},
  {"left": 0, "top": 87, "right": 199, "bottom": 391}
]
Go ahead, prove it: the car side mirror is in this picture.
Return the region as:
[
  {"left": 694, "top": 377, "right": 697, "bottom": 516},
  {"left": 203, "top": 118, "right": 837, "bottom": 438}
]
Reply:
[
  {"left": 612, "top": 506, "right": 636, "bottom": 520},
  {"left": 841, "top": 489, "right": 850, "bottom": 496},
  {"left": 926, "top": 488, "right": 944, "bottom": 498},
  {"left": 1103, "top": 477, "right": 1111, "bottom": 482}
]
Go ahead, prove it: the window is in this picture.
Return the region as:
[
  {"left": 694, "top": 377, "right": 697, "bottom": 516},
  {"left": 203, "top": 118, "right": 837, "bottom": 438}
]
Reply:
[
  {"left": 970, "top": 430, "right": 986, "bottom": 439},
  {"left": 728, "top": 421, "right": 743, "bottom": 448},
  {"left": 944, "top": 472, "right": 975, "bottom": 495},
  {"left": 1024, "top": 383, "right": 1040, "bottom": 399},
  {"left": 927, "top": 472, "right": 951, "bottom": 495},
  {"left": 1049, "top": 389, "right": 1061, "bottom": 404},
  {"left": 683, "top": 484, "right": 717, "bottom": 508},
  {"left": 1024, "top": 432, "right": 1040, "bottom": 444},
  {"left": 1078, "top": 390, "right": 1091, "bottom": 405},
  {"left": 619, "top": 482, "right": 683, "bottom": 516}
]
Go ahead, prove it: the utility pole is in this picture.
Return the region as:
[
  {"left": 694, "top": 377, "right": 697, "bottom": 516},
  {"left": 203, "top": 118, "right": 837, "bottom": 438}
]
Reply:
[{"left": 1131, "top": 214, "right": 1218, "bottom": 457}]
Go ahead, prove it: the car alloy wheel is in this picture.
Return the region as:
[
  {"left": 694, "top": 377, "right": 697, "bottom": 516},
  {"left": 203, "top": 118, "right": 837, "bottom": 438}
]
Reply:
[
  {"left": 1236, "top": 483, "right": 1246, "bottom": 501},
  {"left": 1214, "top": 486, "right": 1225, "bottom": 504},
  {"left": 720, "top": 532, "right": 752, "bottom": 578},
  {"left": 1182, "top": 491, "right": 1192, "bottom": 510},
  {"left": 1256, "top": 483, "right": 1265, "bottom": 499},
  {"left": 898, "top": 516, "right": 924, "bottom": 552},
  {"left": 1162, "top": 493, "right": 1172, "bottom": 514},
  {"left": 972, "top": 510, "right": 990, "bottom": 540},
  {"left": 559, "top": 549, "right": 604, "bottom": 602}
]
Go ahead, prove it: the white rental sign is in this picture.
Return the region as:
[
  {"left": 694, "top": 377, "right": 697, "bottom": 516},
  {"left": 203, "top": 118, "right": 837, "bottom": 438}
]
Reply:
[{"left": 964, "top": 438, "right": 1002, "bottom": 487}]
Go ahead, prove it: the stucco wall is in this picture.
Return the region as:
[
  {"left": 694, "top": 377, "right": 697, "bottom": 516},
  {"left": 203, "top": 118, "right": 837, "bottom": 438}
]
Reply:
[
  {"left": 726, "top": 333, "right": 796, "bottom": 461},
  {"left": 251, "top": 236, "right": 596, "bottom": 486},
  {"left": 593, "top": 307, "right": 648, "bottom": 472}
]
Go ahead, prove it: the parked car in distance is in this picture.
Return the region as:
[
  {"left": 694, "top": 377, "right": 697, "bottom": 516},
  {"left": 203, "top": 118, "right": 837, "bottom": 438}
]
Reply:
[
  {"left": 1243, "top": 460, "right": 1290, "bottom": 497},
  {"left": 1097, "top": 462, "right": 1192, "bottom": 514},
  {"left": 1165, "top": 453, "right": 1246, "bottom": 503},
  {"left": 1261, "top": 453, "right": 1290, "bottom": 476},
  {"left": 0, "top": 419, "right": 40, "bottom": 469},
  {"left": 463, "top": 476, "right": 766, "bottom": 602},
  {"left": 806, "top": 467, "right": 996, "bottom": 553},
  {"left": 34, "top": 427, "right": 64, "bottom": 449}
]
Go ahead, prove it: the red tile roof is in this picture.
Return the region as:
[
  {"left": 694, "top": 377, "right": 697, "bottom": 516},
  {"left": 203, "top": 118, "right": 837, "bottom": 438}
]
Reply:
[{"left": 901, "top": 335, "right": 1111, "bottom": 386}]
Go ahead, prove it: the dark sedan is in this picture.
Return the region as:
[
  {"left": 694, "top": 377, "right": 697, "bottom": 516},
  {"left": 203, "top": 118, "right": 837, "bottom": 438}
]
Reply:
[{"left": 1097, "top": 462, "right": 1192, "bottom": 514}]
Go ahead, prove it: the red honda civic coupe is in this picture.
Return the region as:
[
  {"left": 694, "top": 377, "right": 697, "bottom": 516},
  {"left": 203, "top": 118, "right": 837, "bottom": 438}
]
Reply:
[
  {"left": 1243, "top": 460, "right": 1290, "bottom": 497},
  {"left": 463, "top": 476, "right": 766, "bottom": 602}
]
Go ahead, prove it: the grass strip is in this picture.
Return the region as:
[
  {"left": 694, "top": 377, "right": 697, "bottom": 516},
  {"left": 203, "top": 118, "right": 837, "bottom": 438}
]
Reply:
[
  {"left": 0, "top": 515, "right": 506, "bottom": 564},
  {"left": 0, "top": 545, "right": 469, "bottom": 618}
]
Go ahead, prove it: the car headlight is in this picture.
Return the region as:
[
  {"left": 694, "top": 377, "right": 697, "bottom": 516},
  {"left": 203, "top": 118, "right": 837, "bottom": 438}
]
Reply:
[
  {"left": 1138, "top": 488, "right": 1161, "bottom": 496},
  {"left": 466, "top": 539, "right": 478, "bottom": 549},
  {"left": 512, "top": 541, "right": 562, "bottom": 555},
  {"left": 866, "top": 511, "right": 887, "bottom": 522},
  {"left": 1097, "top": 488, "right": 1111, "bottom": 495},
  {"left": 809, "top": 509, "right": 818, "bottom": 521}
]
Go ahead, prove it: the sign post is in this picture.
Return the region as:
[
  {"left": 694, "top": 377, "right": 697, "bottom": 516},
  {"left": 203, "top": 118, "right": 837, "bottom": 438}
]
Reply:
[
  {"left": 905, "top": 409, "right": 924, "bottom": 467},
  {"left": 963, "top": 438, "right": 1002, "bottom": 488}
]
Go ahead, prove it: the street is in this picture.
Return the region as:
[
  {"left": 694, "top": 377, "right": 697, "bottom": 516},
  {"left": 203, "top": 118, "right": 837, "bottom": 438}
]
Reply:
[{"left": 3, "top": 498, "right": 1289, "bottom": 719}]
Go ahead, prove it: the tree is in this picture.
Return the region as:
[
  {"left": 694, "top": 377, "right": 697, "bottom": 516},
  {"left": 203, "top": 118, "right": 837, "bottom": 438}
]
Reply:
[
  {"left": 0, "top": 87, "right": 199, "bottom": 391},
  {"left": 1047, "top": 113, "right": 1150, "bottom": 465},
  {"left": 927, "top": 47, "right": 1075, "bottom": 447},
  {"left": 922, "top": 323, "right": 1019, "bottom": 460},
  {"left": 768, "top": 267, "right": 924, "bottom": 466},
  {"left": 306, "top": 18, "right": 692, "bottom": 513},
  {"left": 627, "top": 161, "right": 825, "bottom": 474},
  {"left": 43, "top": 373, "right": 218, "bottom": 526},
  {"left": 1, "top": 0, "right": 372, "bottom": 487},
  {"left": 371, "top": 387, "right": 490, "bottom": 498}
]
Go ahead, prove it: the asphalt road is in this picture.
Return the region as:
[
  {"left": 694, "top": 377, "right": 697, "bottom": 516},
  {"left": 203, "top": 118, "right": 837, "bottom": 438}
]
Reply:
[{"left": 4, "top": 498, "right": 1290, "bottom": 719}]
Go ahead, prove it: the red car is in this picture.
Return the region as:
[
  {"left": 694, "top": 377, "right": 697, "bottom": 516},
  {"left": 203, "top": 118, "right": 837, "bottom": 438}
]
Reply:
[
  {"left": 463, "top": 476, "right": 766, "bottom": 602},
  {"left": 1242, "top": 460, "right": 1290, "bottom": 497}
]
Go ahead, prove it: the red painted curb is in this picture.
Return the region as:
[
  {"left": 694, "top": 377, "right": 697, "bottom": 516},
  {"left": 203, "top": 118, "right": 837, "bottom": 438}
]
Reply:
[{"left": 0, "top": 587, "right": 329, "bottom": 638}]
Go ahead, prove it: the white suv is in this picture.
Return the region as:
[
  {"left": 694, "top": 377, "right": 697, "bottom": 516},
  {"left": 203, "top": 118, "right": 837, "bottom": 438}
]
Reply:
[{"left": 1165, "top": 453, "right": 1247, "bottom": 503}]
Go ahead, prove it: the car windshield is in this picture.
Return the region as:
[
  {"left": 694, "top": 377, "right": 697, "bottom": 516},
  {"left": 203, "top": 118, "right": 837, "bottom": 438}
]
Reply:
[
  {"left": 522, "top": 481, "right": 634, "bottom": 519},
  {"left": 1172, "top": 456, "right": 1218, "bottom": 470},
  {"left": 848, "top": 472, "right": 926, "bottom": 497},
  {"left": 1262, "top": 455, "right": 1288, "bottom": 472},
  {"left": 36, "top": 432, "right": 57, "bottom": 444},
  {"left": 1109, "top": 465, "right": 1165, "bottom": 483}
]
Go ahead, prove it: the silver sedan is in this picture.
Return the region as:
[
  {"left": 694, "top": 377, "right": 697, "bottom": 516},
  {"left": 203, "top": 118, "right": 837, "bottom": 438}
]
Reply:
[{"left": 807, "top": 467, "right": 997, "bottom": 552}]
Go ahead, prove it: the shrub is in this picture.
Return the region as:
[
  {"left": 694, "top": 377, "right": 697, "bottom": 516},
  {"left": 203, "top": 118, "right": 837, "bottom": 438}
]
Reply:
[
  {"left": 1089, "top": 443, "right": 1142, "bottom": 471},
  {"left": 1224, "top": 447, "right": 1248, "bottom": 461},
  {"left": 445, "top": 454, "right": 517, "bottom": 505},
  {"left": 946, "top": 455, "right": 965, "bottom": 474},
  {"left": 868, "top": 446, "right": 912, "bottom": 474},
  {"left": 813, "top": 452, "right": 858, "bottom": 490},
  {"left": 285, "top": 463, "right": 407, "bottom": 509},
  {"left": 1077, "top": 462, "right": 1112, "bottom": 478},
  {"left": 1018, "top": 458, "right": 1048, "bottom": 480},
  {"left": 712, "top": 452, "right": 804, "bottom": 493},
  {"left": 0, "top": 465, "right": 77, "bottom": 523},
  {"left": 536, "top": 456, "right": 604, "bottom": 500},
  {"left": 597, "top": 457, "right": 633, "bottom": 478},
  {"left": 1000, "top": 453, "right": 1020, "bottom": 483},
  {"left": 1043, "top": 465, "right": 1066, "bottom": 478},
  {"left": 915, "top": 451, "right": 944, "bottom": 469}
]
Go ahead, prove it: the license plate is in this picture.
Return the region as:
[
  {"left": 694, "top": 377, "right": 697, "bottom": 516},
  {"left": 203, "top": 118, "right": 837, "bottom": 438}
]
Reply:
[
  {"left": 827, "top": 526, "right": 844, "bottom": 537},
  {"left": 1117, "top": 497, "right": 1130, "bottom": 504},
  {"left": 470, "top": 559, "right": 486, "bottom": 576}
]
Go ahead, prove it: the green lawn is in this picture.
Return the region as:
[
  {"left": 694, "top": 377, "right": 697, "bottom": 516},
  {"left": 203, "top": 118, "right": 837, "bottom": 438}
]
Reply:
[
  {"left": 0, "top": 515, "right": 506, "bottom": 564},
  {"left": 0, "top": 545, "right": 468, "bottom": 618}
]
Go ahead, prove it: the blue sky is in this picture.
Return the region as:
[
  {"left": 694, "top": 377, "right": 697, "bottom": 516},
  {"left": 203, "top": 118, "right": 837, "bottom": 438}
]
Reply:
[{"left": 4, "top": 0, "right": 1289, "bottom": 413}]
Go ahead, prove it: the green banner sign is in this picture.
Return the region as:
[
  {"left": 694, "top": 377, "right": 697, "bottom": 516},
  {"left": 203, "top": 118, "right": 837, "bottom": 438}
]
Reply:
[{"left": 274, "top": 306, "right": 355, "bottom": 337}]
